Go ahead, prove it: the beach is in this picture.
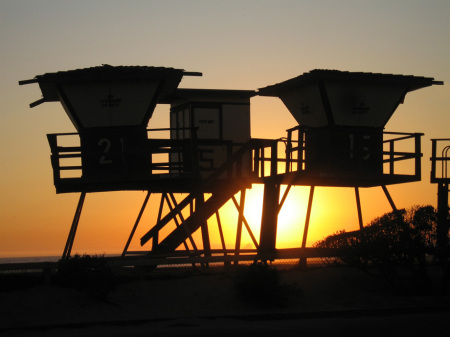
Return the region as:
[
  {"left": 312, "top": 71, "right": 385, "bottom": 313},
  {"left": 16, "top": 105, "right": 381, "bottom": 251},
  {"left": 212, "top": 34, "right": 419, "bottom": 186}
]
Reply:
[{"left": 1, "top": 263, "right": 449, "bottom": 336}]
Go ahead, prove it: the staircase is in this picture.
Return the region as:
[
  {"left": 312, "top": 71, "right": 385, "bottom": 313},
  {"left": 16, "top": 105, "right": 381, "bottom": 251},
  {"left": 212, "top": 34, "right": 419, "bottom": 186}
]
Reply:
[{"left": 139, "top": 141, "right": 257, "bottom": 255}]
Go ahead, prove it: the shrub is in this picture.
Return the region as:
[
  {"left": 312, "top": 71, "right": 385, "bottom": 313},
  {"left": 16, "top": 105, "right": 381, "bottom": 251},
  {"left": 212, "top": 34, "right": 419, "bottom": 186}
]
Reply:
[
  {"left": 234, "top": 262, "right": 298, "bottom": 307},
  {"left": 314, "top": 205, "right": 438, "bottom": 293},
  {"left": 55, "top": 254, "right": 115, "bottom": 298}
]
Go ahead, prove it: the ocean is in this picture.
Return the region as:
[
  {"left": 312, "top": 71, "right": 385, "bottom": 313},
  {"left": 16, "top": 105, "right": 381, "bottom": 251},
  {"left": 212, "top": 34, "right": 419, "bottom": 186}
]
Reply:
[
  {"left": 0, "top": 254, "right": 121, "bottom": 265},
  {"left": 0, "top": 256, "right": 61, "bottom": 264}
]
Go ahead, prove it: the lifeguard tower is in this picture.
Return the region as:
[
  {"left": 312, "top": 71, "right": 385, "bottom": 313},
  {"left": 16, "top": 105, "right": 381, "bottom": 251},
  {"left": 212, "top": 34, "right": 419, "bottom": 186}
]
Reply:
[
  {"left": 258, "top": 70, "right": 443, "bottom": 254},
  {"left": 19, "top": 65, "right": 202, "bottom": 193},
  {"left": 430, "top": 138, "right": 450, "bottom": 258},
  {"left": 20, "top": 66, "right": 442, "bottom": 266},
  {"left": 20, "top": 66, "right": 259, "bottom": 261}
]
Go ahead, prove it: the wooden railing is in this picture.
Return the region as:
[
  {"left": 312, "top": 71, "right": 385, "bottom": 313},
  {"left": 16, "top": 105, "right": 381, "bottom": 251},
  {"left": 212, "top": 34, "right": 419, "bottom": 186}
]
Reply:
[
  {"left": 382, "top": 131, "right": 423, "bottom": 179},
  {"left": 431, "top": 138, "right": 450, "bottom": 183},
  {"left": 284, "top": 126, "right": 423, "bottom": 179},
  {"left": 46, "top": 126, "right": 424, "bottom": 191}
]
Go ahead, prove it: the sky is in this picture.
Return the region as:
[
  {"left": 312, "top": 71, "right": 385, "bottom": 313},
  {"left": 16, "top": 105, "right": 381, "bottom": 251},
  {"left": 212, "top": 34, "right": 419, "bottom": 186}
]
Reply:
[{"left": 1, "top": 0, "right": 449, "bottom": 258}]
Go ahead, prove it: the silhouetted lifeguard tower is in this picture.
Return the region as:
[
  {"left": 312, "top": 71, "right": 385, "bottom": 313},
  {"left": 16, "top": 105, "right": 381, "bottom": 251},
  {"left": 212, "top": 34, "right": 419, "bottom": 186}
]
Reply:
[
  {"left": 20, "top": 66, "right": 442, "bottom": 266},
  {"left": 430, "top": 138, "right": 450, "bottom": 258},
  {"left": 20, "top": 66, "right": 259, "bottom": 262},
  {"left": 258, "top": 70, "right": 443, "bottom": 256}
]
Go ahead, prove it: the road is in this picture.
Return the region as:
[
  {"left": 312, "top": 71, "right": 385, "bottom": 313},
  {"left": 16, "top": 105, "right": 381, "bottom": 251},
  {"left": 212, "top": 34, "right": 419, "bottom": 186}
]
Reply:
[{"left": 3, "top": 308, "right": 448, "bottom": 337}]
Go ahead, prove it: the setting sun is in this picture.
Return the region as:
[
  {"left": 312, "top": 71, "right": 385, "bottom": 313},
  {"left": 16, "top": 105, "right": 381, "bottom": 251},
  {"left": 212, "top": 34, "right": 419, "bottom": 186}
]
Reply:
[{"left": 2, "top": 1, "right": 449, "bottom": 260}]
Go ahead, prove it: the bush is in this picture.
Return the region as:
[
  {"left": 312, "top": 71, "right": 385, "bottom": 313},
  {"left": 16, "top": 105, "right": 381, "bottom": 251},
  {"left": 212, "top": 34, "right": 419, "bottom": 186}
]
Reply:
[
  {"left": 55, "top": 254, "right": 115, "bottom": 298},
  {"left": 234, "top": 262, "right": 299, "bottom": 307},
  {"left": 314, "top": 205, "right": 438, "bottom": 293}
]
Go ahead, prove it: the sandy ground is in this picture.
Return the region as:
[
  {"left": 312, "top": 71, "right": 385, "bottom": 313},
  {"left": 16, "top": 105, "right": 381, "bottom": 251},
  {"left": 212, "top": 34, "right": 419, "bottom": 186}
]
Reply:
[{"left": 1, "top": 265, "right": 449, "bottom": 336}]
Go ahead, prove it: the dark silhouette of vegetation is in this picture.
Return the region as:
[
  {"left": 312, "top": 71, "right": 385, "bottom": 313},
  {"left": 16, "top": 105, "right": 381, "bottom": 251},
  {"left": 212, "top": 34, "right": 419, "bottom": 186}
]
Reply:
[
  {"left": 314, "top": 205, "right": 448, "bottom": 294},
  {"left": 0, "top": 272, "right": 46, "bottom": 292},
  {"left": 234, "top": 262, "right": 302, "bottom": 307},
  {"left": 55, "top": 254, "right": 115, "bottom": 298}
]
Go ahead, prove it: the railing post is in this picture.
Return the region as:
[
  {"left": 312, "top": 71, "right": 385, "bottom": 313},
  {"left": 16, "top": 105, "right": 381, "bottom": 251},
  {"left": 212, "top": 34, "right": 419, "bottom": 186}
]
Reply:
[
  {"left": 286, "top": 130, "right": 292, "bottom": 173},
  {"left": 431, "top": 139, "right": 437, "bottom": 182},
  {"left": 261, "top": 146, "right": 265, "bottom": 177},
  {"left": 415, "top": 133, "right": 422, "bottom": 180},
  {"left": 389, "top": 140, "right": 395, "bottom": 174},
  {"left": 270, "top": 141, "right": 278, "bottom": 177},
  {"left": 46, "top": 134, "right": 61, "bottom": 184},
  {"left": 299, "top": 128, "right": 305, "bottom": 171},
  {"left": 190, "top": 127, "right": 200, "bottom": 178},
  {"left": 253, "top": 141, "right": 260, "bottom": 177}
]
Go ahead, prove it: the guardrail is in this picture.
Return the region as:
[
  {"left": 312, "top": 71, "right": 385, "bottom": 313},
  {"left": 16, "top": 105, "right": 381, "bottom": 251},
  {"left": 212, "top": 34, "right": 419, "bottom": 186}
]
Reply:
[
  {"left": 431, "top": 138, "right": 450, "bottom": 183},
  {"left": 284, "top": 126, "right": 423, "bottom": 180}
]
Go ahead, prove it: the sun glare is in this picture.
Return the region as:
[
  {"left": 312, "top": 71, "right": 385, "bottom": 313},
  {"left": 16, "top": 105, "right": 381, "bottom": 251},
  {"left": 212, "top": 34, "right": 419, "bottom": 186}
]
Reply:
[
  {"left": 241, "top": 185, "right": 310, "bottom": 249},
  {"left": 214, "top": 185, "right": 368, "bottom": 251},
  {"left": 276, "top": 187, "right": 307, "bottom": 248}
]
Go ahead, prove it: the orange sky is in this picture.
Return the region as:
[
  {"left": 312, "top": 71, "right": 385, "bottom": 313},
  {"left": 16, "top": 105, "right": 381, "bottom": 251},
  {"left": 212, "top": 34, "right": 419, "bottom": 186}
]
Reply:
[{"left": 1, "top": 1, "right": 449, "bottom": 257}]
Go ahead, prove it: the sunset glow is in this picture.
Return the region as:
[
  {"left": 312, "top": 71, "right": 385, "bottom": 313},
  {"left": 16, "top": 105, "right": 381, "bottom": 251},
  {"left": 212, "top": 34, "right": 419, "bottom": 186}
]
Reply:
[{"left": 1, "top": 1, "right": 449, "bottom": 258}]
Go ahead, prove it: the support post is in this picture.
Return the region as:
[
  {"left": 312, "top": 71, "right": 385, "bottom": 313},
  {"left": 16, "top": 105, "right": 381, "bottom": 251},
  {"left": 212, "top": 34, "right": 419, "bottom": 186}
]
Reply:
[
  {"left": 414, "top": 134, "right": 422, "bottom": 179},
  {"left": 355, "top": 187, "right": 364, "bottom": 230},
  {"left": 259, "top": 179, "right": 280, "bottom": 256},
  {"left": 62, "top": 192, "right": 86, "bottom": 260},
  {"left": 234, "top": 189, "right": 246, "bottom": 264},
  {"left": 197, "top": 194, "right": 211, "bottom": 257},
  {"left": 151, "top": 193, "right": 165, "bottom": 251},
  {"left": 437, "top": 182, "right": 449, "bottom": 263},
  {"left": 300, "top": 186, "right": 315, "bottom": 267}
]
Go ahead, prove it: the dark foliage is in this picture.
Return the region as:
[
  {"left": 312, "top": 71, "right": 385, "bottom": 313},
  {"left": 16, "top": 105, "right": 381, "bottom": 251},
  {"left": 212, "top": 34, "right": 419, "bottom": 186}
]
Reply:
[
  {"left": 234, "top": 262, "right": 300, "bottom": 307},
  {"left": 314, "top": 205, "right": 440, "bottom": 294},
  {"left": 55, "top": 254, "right": 115, "bottom": 298},
  {"left": 0, "top": 272, "right": 45, "bottom": 292}
]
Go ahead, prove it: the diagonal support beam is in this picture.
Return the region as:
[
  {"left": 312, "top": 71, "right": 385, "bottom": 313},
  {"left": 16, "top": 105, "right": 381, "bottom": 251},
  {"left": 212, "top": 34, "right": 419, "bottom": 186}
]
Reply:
[
  {"left": 382, "top": 185, "right": 398, "bottom": 212},
  {"left": 166, "top": 193, "right": 198, "bottom": 252},
  {"left": 355, "top": 187, "right": 364, "bottom": 230},
  {"left": 216, "top": 211, "right": 227, "bottom": 254},
  {"left": 122, "top": 191, "right": 151, "bottom": 256},
  {"left": 151, "top": 184, "right": 241, "bottom": 254},
  {"left": 232, "top": 193, "right": 259, "bottom": 249},
  {"left": 278, "top": 184, "right": 292, "bottom": 212}
]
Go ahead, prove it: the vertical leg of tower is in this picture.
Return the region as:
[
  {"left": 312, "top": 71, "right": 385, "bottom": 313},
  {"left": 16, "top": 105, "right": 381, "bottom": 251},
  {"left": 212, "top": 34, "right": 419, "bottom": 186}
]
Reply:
[
  {"left": 62, "top": 192, "right": 86, "bottom": 260},
  {"left": 197, "top": 193, "right": 211, "bottom": 258},
  {"left": 234, "top": 189, "right": 246, "bottom": 264},
  {"left": 151, "top": 194, "right": 165, "bottom": 251},
  {"left": 437, "top": 182, "right": 450, "bottom": 262},
  {"left": 259, "top": 179, "right": 280, "bottom": 256}
]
